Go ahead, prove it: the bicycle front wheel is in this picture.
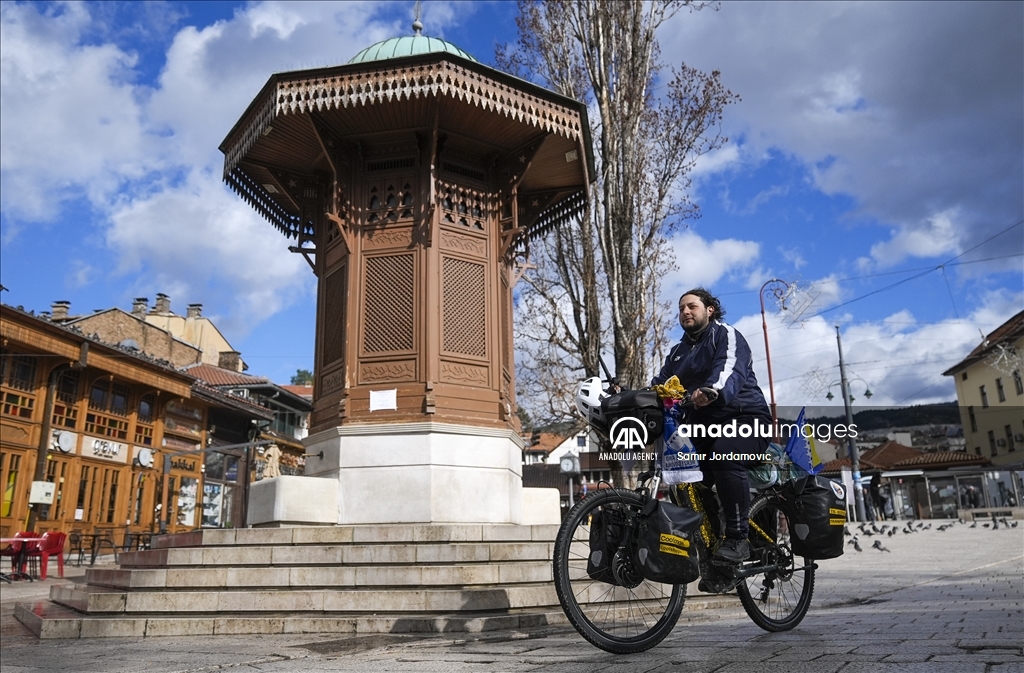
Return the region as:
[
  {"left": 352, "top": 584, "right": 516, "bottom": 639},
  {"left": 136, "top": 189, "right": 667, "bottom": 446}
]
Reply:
[
  {"left": 552, "top": 488, "right": 685, "bottom": 654},
  {"left": 737, "top": 495, "right": 815, "bottom": 631}
]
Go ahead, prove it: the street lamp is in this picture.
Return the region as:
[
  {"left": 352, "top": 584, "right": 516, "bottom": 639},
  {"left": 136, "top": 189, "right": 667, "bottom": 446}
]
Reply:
[
  {"left": 831, "top": 325, "right": 868, "bottom": 522},
  {"left": 826, "top": 379, "right": 872, "bottom": 402},
  {"left": 760, "top": 279, "right": 793, "bottom": 439}
]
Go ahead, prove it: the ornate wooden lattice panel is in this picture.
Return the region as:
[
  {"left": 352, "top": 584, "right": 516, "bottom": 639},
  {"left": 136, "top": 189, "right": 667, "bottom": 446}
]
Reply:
[
  {"left": 322, "top": 263, "right": 348, "bottom": 366},
  {"left": 363, "top": 254, "right": 415, "bottom": 353},
  {"left": 441, "top": 256, "right": 486, "bottom": 359},
  {"left": 438, "top": 181, "right": 487, "bottom": 232},
  {"left": 366, "top": 180, "right": 415, "bottom": 224}
]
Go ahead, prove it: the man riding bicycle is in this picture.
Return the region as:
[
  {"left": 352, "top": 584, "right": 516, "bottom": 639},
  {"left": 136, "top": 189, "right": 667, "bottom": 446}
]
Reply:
[{"left": 652, "top": 287, "right": 772, "bottom": 565}]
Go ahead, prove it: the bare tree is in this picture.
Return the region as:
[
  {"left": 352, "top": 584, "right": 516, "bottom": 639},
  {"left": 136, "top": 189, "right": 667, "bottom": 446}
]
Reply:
[{"left": 500, "top": 0, "right": 737, "bottom": 425}]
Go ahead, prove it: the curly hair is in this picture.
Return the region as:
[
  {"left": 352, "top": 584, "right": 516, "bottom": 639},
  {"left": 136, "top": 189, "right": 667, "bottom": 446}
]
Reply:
[{"left": 681, "top": 287, "right": 726, "bottom": 320}]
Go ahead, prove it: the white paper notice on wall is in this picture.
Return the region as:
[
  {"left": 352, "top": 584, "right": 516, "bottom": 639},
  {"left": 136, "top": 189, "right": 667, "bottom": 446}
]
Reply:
[{"left": 369, "top": 389, "right": 397, "bottom": 411}]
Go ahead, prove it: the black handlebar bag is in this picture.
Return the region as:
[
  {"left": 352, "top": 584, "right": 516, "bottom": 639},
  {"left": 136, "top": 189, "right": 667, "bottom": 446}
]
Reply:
[
  {"left": 633, "top": 499, "right": 701, "bottom": 584},
  {"left": 783, "top": 474, "right": 846, "bottom": 560},
  {"left": 599, "top": 389, "right": 665, "bottom": 446}
]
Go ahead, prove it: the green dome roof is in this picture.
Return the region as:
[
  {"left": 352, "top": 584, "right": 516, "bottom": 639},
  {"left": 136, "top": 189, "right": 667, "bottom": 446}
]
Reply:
[{"left": 349, "top": 34, "right": 477, "bottom": 65}]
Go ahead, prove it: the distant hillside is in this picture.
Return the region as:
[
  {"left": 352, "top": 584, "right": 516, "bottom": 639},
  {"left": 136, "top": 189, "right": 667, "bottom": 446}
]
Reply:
[{"left": 806, "top": 402, "right": 960, "bottom": 431}]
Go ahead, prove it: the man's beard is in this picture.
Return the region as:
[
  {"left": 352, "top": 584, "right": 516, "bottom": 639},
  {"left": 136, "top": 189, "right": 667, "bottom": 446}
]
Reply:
[{"left": 683, "top": 316, "right": 710, "bottom": 337}]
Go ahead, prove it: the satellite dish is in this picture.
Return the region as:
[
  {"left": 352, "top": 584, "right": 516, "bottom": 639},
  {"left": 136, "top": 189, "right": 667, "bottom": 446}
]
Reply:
[
  {"left": 56, "top": 431, "right": 75, "bottom": 453},
  {"left": 135, "top": 448, "right": 154, "bottom": 468}
]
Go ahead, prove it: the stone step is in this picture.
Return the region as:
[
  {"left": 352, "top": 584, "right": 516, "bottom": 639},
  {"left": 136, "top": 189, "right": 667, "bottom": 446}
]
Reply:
[
  {"left": 16, "top": 595, "right": 741, "bottom": 639},
  {"left": 119, "top": 541, "right": 554, "bottom": 568},
  {"left": 150, "top": 524, "right": 561, "bottom": 550},
  {"left": 84, "top": 561, "right": 553, "bottom": 590},
  {"left": 50, "top": 582, "right": 562, "bottom": 615}
]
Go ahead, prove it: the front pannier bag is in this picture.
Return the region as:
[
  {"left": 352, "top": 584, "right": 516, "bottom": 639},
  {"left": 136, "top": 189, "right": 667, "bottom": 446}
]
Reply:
[
  {"left": 633, "top": 499, "right": 702, "bottom": 584},
  {"left": 783, "top": 474, "right": 846, "bottom": 560},
  {"left": 587, "top": 505, "right": 628, "bottom": 584}
]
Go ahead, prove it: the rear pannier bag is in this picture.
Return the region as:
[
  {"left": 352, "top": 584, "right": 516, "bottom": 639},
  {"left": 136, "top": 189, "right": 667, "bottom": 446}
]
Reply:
[
  {"left": 587, "top": 505, "right": 628, "bottom": 584},
  {"left": 783, "top": 474, "right": 846, "bottom": 560},
  {"left": 633, "top": 499, "right": 702, "bottom": 584},
  {"left": 599, "top": 389, "right": 665, "bottom": 446}
]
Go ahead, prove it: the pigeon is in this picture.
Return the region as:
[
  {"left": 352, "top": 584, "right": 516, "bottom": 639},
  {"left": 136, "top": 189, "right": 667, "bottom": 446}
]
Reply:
[
  {"left": 970, "top": 521, "right": 977, "bottom": 528},
  {"left": 853, "top": 538, "right": 862, "bottom": 552},
  {"left": 847, "top": 535, "right": 859, "bottom": 546},
  {"left": 958, "top": 518, "right": 965, "bottom": 524},
  {"left": 992, "top": 519, "right": 999, "bottom": 530},
  {"left": 1011, "top": 521, "right": 1019, "bottom": 528},
  {"left": 863, "top": 529, "right": 874, "bottom": 536},
  {"left": 872, "top": 540, "right": 890, "bottom": 553},
  {"left": 888, "top": 528, "right": 896, "bottom": 537},
  {"left": 871, "top": 524, "right": 881, "bottom": 534},
  {"left": 922, "top": 523, "right": 931, "bottom": 530},
  {"left": 983, "top": 523, "right": 990, "bottom": 528},
  {"left": 844, "top": 525, "right": 851, "bottom": 536}
]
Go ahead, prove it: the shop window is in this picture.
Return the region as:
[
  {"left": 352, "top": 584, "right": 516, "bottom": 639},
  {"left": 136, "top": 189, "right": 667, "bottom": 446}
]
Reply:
[
  {"left": 135, "top": 394, "right": 155, "bottom": 446},
  {"left": 996, "top": 378, "right": 1006, "bottom": 403},
  {"left": 177, "top": 477, "right": 198, "bottom": 528},
  {"left": 2, "top": 391, "right": 34, "bottom": 419},
  {"left": 100, "top": 468, "right": 119, "bottom": 524},
  {"left": 1, "top": 453, "right": 20, "bottom": 517},
  {"left": 52, "top": 369, "right": 81, "bottom": 429},
  {"left": 132, "top": 473, "right": 147, "bottom": 526},
  {"left": 1, "top": 353, "right": 38, "bottom": 392},
  {"left": 86, "top": 378, "right": 131, "bottom": 440},
  {"left": 76, "top": 465, "right": 98, "bottom": 522}
]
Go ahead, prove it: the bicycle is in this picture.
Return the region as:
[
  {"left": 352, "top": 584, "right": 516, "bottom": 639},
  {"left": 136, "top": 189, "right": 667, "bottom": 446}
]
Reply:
[{"left": 552, "top": 386, "right": 817, "bottom": 654}]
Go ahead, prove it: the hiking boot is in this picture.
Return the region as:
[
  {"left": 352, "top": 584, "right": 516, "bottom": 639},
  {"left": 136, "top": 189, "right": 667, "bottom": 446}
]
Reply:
[{"left": 714, "top": 537, "right": 749, "bottom": 564}]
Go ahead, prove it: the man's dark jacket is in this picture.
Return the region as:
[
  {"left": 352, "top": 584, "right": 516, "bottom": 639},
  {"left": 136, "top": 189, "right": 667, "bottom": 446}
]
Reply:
[{"left": 652, "top": 320, "right": 771, "bottom": 426}]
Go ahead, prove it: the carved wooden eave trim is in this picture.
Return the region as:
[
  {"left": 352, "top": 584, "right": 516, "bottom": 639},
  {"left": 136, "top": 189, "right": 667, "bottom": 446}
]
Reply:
[
  {"left": 222, "top": 60, "right": 586, "bottom": 178},
  {"left": 276, "top": 61, "right": 583, "bottom": 140},
  {"left": 223, "top": 91, "right": 276, "bottom": 179}
]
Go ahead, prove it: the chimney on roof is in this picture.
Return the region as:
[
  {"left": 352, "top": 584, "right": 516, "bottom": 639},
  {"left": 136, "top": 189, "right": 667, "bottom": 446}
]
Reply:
[
  {"left": 51, "top": 300, "right": 71, "bottom": 321},
  {"left": 218, "top": 350, "right": 242, "bottom": 372},
  {"left": 186, "top": 303, "right": 203, "bottom": 319},
  {"left": 132, "top": 297, "right": 148, "bottom": 317},
  {"left": 153, "top": 293, "right": 171, "bottom": 314}
]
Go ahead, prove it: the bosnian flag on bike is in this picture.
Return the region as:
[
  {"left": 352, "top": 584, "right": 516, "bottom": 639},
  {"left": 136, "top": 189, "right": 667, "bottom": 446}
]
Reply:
[{"left": 784, "top": 407, "right": 824, "bottom": 475}]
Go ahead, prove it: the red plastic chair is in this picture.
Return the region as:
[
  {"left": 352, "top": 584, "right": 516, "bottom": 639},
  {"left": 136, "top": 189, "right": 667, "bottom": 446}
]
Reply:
[
  {"left": 0, "top": 538, "right": 23, "bottom": 573},
  {"left": 1, "top": 532, "right": 36, "bottom": 577},
  {"left": 23, "top": 532, "right": 66, "bottom": 580}
]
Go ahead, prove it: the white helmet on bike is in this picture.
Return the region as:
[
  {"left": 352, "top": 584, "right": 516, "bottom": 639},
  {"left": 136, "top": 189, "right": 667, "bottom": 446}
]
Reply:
[{"left": 575, "top": 376, "right": 608, "bottom": 422}]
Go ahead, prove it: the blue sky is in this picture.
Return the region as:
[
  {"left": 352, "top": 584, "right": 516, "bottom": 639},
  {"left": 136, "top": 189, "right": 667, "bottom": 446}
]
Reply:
[{"left": 1, "top": 1, "right": 1021, "bottom": 410}]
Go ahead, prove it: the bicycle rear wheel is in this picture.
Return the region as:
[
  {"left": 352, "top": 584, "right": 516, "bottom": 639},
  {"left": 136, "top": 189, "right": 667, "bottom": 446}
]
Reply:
[
  {"left": 737, "top": 495, "right": 815, "bottom": 631},
  {"left": 552, "top": 488, "right": 684, "bottom": 654}
]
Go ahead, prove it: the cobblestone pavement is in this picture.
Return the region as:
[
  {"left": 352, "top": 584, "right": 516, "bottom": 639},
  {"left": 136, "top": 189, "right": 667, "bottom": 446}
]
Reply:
[{"left": 1, "top": 523, "right": 1021, "bottom": 672}]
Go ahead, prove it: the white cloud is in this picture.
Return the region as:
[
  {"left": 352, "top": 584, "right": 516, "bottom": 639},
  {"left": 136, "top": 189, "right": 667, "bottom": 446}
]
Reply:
[
  {"left": 663, "top": 230, "right": 761, "bottom": 297},
  {"left": 0, "top": 2, "right": 156, "bottom": 220},
  {"left": 734, "top": 289, "right": 1023, "bottom": 409},
  {"left": 106, "top": 168, "right": 312, "bottom": 332},
  {"left": 1, "top": 1, "right": 467, "bottom": 335},
  {"left": 867, "top": 209, "right": 962, "bottom": 268},
  {"left": 661, "top": 2, "right": 1023, "bottom": 266}
]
